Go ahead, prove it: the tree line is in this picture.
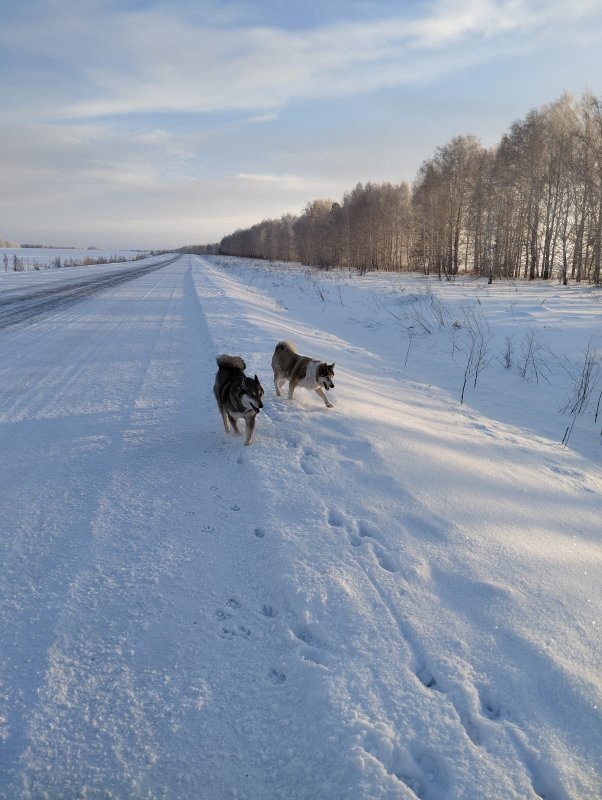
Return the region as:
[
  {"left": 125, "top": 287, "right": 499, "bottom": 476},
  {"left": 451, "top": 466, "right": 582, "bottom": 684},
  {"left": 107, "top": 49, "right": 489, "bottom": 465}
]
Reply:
[
  {"left": 176, "top": 243, "right": 220, "bottom": 255},
  {"left": 219, "top": 92, "right": 602, "bottom": 283}
]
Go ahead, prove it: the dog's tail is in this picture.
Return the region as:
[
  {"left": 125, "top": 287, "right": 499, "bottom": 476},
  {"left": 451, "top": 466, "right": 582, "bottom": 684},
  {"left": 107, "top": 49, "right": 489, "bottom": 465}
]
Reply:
[
  {"left": 274, "top": 340, "right": 297, "bottom": 354},
  {"left": 216, "top": 354, "right": 246, "bottom": 371}
]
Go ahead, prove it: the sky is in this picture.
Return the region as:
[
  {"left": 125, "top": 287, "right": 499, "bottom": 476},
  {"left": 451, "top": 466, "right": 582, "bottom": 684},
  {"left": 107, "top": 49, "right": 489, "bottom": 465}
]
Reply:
[{"left": 1, "top": 0, "right": 602, "bottom": 250}]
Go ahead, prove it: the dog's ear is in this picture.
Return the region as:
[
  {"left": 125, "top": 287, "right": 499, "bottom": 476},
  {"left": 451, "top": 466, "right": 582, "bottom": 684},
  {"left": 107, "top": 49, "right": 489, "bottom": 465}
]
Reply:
[
  {"left": 254, "top": 374, "right": 259, "bottom": 382},
  {"left": 330, "top": 363, "right": 335, "bottom": 369}
]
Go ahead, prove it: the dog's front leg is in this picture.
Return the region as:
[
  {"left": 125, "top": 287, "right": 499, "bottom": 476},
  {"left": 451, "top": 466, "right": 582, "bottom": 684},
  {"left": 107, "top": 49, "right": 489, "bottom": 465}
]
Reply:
[
  {"left": 244, "top": 415, "right": 256, "bottom": 445},
  {"left": 316, "top": 387, "right": 333, "bottom": 408},
  {"left": 288, "top": 381, "right": 297, "bottom": 400},
  {"left": 228, "top": 414, "right": 241, "bottom": 434},
  {"left": 221, "top": 410, "right": 231, "bottom": 432}
]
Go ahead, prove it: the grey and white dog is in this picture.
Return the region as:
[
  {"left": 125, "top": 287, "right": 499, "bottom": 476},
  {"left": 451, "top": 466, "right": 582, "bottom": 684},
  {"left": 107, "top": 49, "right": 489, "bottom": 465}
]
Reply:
[
  {"left": 214, "top": 355, "right": 264, "bottom": 445},
  {"left": 271, "top": 341, "right": 335, "bottom": 408}
]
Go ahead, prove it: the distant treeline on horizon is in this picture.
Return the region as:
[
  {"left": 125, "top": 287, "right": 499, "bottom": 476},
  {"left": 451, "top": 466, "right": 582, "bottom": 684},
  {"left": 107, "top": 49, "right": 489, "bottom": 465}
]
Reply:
[
  {"left": 20, "top": 244, "right": 100, "bottom": 250},
  {"left": 176, "top": 244, "right": 220, "bottom": 256},
  {"left": 0, "top": 241, "right": 120, "bottom": 251},
  {"left": 208, "top": 92, "right": 602, "bottom": 285}
]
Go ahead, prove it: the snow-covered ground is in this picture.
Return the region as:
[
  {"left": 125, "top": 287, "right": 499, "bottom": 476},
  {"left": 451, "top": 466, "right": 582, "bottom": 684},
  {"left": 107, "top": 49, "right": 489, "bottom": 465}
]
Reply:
[
  {"left": 1, "top": 247, "right": 148, "bottom": 271},
  {"left": 0, "top": 254, "right": 600, "bottom": 800}
]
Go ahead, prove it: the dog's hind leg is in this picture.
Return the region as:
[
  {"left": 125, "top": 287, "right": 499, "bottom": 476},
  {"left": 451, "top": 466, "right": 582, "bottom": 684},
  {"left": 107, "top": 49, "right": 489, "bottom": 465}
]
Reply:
[
  {"left": 215, "top": 390, "right": 230, "bottom": 432},
  {"left": 288, "top": 381, "right": 297, "bottom": 400},
  {"left": 244, "top": 415, "right": 256, "bottom": 446}
]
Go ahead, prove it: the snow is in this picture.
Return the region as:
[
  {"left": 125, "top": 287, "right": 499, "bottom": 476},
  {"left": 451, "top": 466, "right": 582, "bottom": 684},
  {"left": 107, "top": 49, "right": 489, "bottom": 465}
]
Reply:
[
  {"left": 0, "top": 253, "right": 600, "bottom": 799},
  {"left": 1, "top": 247, "right": 148, "bottom": 270}
]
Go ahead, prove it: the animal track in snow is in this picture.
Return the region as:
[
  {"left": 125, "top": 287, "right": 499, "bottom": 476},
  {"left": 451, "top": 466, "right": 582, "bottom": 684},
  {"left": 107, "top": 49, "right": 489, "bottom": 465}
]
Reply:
[
  {"left": 416, "top": 663, "right": 439, "bottom": 691},
  {"left": 361, "top": 734, "right": 450, "bottom": 800},
  {"left": 479, "top": 687, "right": 510, "bottom": 721},
  {"left": 261, "top": 604, "right": 278, "bottom": 618},
  {"left": 291, "top": 625, "right": 329, "bottom": 667},
  {"left": 366, "top": 748, "right": 425, "bottom": 798},
  {"left": 326, "top": 507, "right": 362, "bottom": 545},
  {"left": 201, "top": 523, "right": 215, "bottom": 533},
  {"left": 371, "top": 543, "right": 398, "bottom": 573},
  {"left": 348, "top": 531, "right": 362, "bottom": 547},
  {"left": 300, "top": 456, "right": 315, "bottom": 475},
  {"left": 216, "top": 599, "right": 251, "bottom": 640},
  {"left": 530, "top": 768, "right": 560, "bottom": 800},
  {"left": 329, "top": 510, "right": 400, "bottom": 572},
  {"left": 292, "top": 625, "right": 322, "bottom": 648},
  {"left": 416, "top": 751, "right": 449, "bottom": 791},
  {"left": 298, "top": 445, "right": 321, "bottom": 475},
  {"left": 327, "top": 508, "right": 347, "bottom": 528},
  {"left": 299, "top": 648, "right": 327, "bottom": 667},
  {"left": 253, "top": 527, "right": 265, "bottom": 538},
  {"left": 414, "top": 662, "right": 488, "bottom": 747},
  {"left": 218, "top": 622, "right": 251, "bottom": 640},
  {"left": 357, "top": 519, "right": 382, "bottom": 542},
  {"left": 267, "top": 668, "right": 286, "bottom": 684}
]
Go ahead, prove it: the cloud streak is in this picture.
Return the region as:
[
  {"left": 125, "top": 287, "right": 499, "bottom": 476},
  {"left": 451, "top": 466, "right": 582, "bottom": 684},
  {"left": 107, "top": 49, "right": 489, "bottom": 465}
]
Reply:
[{"left": 1, "top": 0, "right": 597, "bottom": 121}]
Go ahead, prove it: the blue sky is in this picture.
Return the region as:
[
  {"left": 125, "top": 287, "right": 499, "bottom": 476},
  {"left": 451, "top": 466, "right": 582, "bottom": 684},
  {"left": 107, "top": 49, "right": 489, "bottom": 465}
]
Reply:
[{"left": 1, "top": 0, "right": 601, "bottom": 249}]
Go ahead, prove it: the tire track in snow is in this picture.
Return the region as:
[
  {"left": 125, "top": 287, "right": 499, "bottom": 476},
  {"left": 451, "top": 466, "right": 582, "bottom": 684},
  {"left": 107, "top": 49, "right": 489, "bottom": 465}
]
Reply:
[
  {"left": 0, "top": 259, "right": 191, "bottom": 794},
  {"left": 0, "top": 255, "right": 179, "bottom": 331},
  {"left": 16, "top": 257, "right": 255, "bottom": 797},
  {"left": 1, "top": 260, "right": 255, "bottom": 794},
  {"left": 15, "top": 256, "right": 318, "bottom": 798}
]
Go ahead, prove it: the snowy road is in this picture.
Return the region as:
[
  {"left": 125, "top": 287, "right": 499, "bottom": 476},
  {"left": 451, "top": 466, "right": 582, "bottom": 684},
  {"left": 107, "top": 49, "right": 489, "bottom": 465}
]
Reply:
[
  {"left": 0, "top": 255, "right": 178, "bottom": 330},
  {"left": 0, "top": 255, "right": 600, "bottom": 799}
]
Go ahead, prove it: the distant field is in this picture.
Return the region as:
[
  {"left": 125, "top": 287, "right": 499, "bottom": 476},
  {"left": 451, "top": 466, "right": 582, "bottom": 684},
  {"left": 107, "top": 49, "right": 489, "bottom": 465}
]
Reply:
[{"left": 0, "top": 246, "right": 150, "bottom": 270}]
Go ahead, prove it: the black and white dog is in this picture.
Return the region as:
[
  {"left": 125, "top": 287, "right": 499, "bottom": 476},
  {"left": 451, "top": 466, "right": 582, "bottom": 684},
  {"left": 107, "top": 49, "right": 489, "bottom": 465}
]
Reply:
[
  {"left": 213, "top": 355, "right": 264, "bottom": 445},
  {"left": 271, "top": 341, "right": 335, "bottom": 408}
]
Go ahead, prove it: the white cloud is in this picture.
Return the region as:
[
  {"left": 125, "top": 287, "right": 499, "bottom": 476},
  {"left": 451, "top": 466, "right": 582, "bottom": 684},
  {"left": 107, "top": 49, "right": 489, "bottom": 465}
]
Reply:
[
  {"left": 1, "top": 0, "right": 598, "bottom": 121},
  {"left": 236, "top": 173, "right": 335, "bottom": 192},
  {"left": 247, "top": 112, "right": 279, "bottom": 124}
]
